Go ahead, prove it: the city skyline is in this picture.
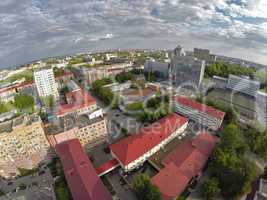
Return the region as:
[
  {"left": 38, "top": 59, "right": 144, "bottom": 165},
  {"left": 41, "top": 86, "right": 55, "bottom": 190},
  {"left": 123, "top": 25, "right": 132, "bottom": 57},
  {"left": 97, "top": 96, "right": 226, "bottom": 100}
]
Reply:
[{"left": 0, "top": 0, "right": 267, "bottom": 68}]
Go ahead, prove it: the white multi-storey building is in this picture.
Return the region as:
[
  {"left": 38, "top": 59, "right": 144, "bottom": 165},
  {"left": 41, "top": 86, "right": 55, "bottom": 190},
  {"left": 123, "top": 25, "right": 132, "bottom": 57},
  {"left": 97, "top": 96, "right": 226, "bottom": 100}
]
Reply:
[
  {"left": 110, "top": 113, "right": 188, "bottom": 172},
  {"left": 173, "top": 96, "right": 225, "bottom": 131},
  {"left": 34, "top": 68, "right": 58, "bottom": 98},
  {"left": 227, "top": 74, "right": 260, "bottom": 97}
]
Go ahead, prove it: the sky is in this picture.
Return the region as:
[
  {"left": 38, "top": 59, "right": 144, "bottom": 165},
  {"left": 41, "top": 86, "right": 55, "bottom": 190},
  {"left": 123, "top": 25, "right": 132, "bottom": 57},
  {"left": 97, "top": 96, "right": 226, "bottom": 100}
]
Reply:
[{"left": 0, "top": 0, "right": 267, "bottom": 68}]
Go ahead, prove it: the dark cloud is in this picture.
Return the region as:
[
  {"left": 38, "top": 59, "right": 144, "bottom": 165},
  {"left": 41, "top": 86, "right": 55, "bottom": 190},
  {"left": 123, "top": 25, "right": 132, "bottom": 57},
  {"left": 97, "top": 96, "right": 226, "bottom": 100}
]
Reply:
[{"left": 0, "top": 0, "right": 266, "bottom": 68}]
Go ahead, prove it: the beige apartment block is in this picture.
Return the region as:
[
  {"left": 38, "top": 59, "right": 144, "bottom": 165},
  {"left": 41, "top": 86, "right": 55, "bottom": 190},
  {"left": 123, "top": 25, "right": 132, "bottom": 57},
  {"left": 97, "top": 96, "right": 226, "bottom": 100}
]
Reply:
[
  {"left": 46, "top": 113, "right": 108, "bottom": 150},
  {"left": 0, "top": 114, "right": 50, "bottom": 178}
]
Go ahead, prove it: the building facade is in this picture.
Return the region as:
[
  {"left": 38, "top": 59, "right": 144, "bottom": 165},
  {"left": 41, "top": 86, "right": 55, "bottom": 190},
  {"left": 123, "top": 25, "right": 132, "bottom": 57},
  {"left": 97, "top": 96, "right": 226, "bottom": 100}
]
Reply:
[
  {"left": 173, "top": 96, "right": 225, "bottom": 131},
  {"left": 34, "top": 68, "right": 59, "bottom": 98},
  {"left": 144, "top": 60, "right": 170, "bottom": 80},
  {"left": 0, "top": 114, "right": 50, "bottom": 178},
  {"left": 227, "top": 74, "right": 260, "bottom": 97},
  {"left": 46, "top": 112, "right": 108, "bottom": 150},
  {"left": 170, "top": 46, "right": 206, "bottom": 87},
  {"left": 193, "top": 48, "right": 217, "bottom": 63}
]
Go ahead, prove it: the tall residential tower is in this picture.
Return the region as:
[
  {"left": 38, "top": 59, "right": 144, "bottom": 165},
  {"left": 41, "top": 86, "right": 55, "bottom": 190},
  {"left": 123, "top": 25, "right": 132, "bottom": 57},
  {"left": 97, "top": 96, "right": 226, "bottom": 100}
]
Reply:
[{"left": 34, "top": 68, "right": 58, "bottom": 98}]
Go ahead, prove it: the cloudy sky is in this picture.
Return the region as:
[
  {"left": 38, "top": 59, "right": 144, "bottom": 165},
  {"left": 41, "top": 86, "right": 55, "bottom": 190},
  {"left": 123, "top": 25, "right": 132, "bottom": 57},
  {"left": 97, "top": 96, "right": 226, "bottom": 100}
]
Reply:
[{"left": 0, "top": 0, "right": 267, "bottom": 68}]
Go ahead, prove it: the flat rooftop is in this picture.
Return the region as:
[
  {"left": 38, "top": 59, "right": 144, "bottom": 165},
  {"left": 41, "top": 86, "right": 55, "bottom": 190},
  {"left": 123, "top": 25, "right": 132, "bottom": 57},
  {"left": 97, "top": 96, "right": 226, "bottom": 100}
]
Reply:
[
  {"left": 45, "top": 114, "right": 104, "bottom": 135},
  {"left": 0, "top": 114, "right": 39, "bottom": 134}
]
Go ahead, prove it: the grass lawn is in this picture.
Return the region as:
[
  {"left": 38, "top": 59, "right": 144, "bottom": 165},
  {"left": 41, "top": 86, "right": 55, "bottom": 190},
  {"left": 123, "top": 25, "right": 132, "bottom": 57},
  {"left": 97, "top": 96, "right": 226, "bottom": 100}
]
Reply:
[{"left": 125, "top": 102, "right": 143, "bottom": 111}]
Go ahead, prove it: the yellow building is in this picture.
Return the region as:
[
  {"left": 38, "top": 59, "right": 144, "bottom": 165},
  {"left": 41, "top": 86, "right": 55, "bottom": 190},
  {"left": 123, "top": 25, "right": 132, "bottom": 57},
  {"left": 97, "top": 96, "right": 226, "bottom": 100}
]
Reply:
[
  {"left": 45, "top": 111, "right": 108, "bottom": 150},
  {"left": 0, "top": 114, "right": 50, "bottom": 178}
]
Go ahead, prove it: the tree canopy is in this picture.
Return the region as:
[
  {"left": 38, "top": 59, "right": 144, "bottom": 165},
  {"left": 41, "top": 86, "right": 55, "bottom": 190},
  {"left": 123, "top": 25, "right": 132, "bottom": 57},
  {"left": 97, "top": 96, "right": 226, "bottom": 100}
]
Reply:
[
  {"left": 14, "top": 94, "right": 35, "bottom": 112},
  {"left": 202, "top": 177, "right": 220, "bottom": 200},
  {"left": 91, "top": 78, "right": 118, "bottom": 107},
  {"left": 209, "top": 123, "right": 258, "bottom": 199},
  {"left": 115, "top": 72, "right": 133, "bottom": 83},
  {"left": 133, "top": 174, "right": 162, "bottom": 200},
  {"left": 205, "top": 62, "right": 256, "bottom": 78}
]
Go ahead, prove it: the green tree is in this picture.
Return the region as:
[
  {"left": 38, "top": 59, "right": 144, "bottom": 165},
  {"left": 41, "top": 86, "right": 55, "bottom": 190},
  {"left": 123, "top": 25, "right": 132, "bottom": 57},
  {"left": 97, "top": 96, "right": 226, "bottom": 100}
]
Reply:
[
  {"left": 0, "top": 101, "right": 9, "bottom": 114},
  {"left": 115, "top": 72, "right": 133, "bottom": 83},
  {"left": 14, "top": 94, "right": 34, "bottom": 112},
  {"left": 202, "top": 178, "right": 220, "bottom": 200},
  {"left": 133, "top": 174, "right": 162, "bottom": 200},
  {"left": 244, "top": 127, "right": 267, "bottom": 159},
  {"left": 220, "top": 124, "right": 248, "bottom": 155},
  {"left": 205, "top": 62, "right": 256, "bottom": 78}
]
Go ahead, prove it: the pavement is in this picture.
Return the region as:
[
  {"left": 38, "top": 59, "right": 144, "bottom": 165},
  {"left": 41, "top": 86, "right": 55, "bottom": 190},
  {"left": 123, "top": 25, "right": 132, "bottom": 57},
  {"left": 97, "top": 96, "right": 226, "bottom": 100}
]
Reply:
[
  {"left": 0, "top": 167, "right": 56, "bottom": 200},
  {"left": 89, "top": 142, "right": 113, "bottom": 167},
  {"left": 105, "top": 168, "right": 137, "bottom": 200}
]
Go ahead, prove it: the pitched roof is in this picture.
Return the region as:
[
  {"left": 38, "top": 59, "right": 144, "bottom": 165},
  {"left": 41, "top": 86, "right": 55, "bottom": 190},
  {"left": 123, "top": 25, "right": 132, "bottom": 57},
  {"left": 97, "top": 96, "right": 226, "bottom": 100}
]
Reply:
[
  {"left": 110, "top": 113, "right": 188, "bottom": 166},
  {"left": 95, "top": 159, "right": 119, "bottom": 176},
  {"left": 152, "top": 162, "right": 190, "bottom": 200},
  {"left": 152, "top": 133, "right": 219, "bottom": 200},
  {"left": 174, "top": 96, "right": 225, "bottom": 120},
  {"left": 55, "top": 139, "right": 112, "bottom": 200}
]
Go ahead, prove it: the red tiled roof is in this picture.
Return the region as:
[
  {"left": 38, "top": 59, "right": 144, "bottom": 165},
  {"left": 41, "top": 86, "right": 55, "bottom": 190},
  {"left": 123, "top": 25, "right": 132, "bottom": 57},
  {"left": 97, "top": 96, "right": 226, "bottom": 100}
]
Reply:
[
  {"left": 174, "top": 96, "right": 225, "bottom": 120},
  {"left": 110, "top": 113, "right": 188, "bottom": 166},
  {"left": 95, "top": 159, "right": 119, "bottom": 176},
  {"left": 56, "top": 89, "right": 96, "bottom": 116},
  {"left": 152, "top": 162, "right": 190, "bottom": 200},
  {"left": 55, "top": 139, "right": 112, "bottom": 200},
  {"left": 152, "top": 133, "right": 219, "bottom": 200}
]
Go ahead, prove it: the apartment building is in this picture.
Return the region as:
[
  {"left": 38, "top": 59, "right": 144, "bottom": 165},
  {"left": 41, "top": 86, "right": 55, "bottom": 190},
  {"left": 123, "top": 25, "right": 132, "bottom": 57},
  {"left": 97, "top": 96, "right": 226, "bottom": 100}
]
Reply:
[
  {"left": 0, "top": 114, "right": 50, "bottom": 178},
  {"left": 193, "top": 48, "right": 217, "bottom": 63},
  {"left": 34, "top": 68, "right": 59, "bottom": 98},
  {"left": 173, "top": 96, "right": 225, "bottom": 131},
  {"left": 46, "top": 110, "right": 108, "bottom": 150},
  {"left": 82, "top": 67, "right": 109, "bottom": 85},
  {"left": 81, "top": 62, "right": 133, "bottom": 85},
  {"left": 227, "top": 74, "right": 260, "bottom": 97},
  {"left": 110, "top": 113, "right": 188, "bottom": 172},
  {"left": 56, "top": 89, "right": 97, "bottom": 117},
  {"left": 144, "top": 60, "right": 170, "bottom": 80}
]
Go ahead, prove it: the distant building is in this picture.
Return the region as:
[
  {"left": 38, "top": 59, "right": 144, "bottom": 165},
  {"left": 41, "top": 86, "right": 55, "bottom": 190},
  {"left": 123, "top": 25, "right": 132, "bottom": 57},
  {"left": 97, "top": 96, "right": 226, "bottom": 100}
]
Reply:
[
  {"left": 173, "top": 96, "right": 225, "bottom": 131},
  {"left": 227, "top": 74, "right": 260, "bottom": 97},
  {"left": 56, "top": 139, "right": 112, "bottom": 200},
  {"left": 0, "top": 86, "right": 16, "bottom": 102},
  {"left": 144, "top": 60, "right": 170, "bottom": 80},
  {"left": 152, "top": 133, "right": 219, "bottom": 200},
  {"left": 170, "top": 45, "right": 206, "bottom": 87},
  {"left": 56, "top": 89, "right": 97, "bottom": 117},
  {"left": 46, "top": 111, "right": 108, "bottom": 150},
  {"left": 110, "top": 114, "right": 188, "bottom": 172},
  {"left": 0, "top": 114, "right": 50, "bottom": 178},
  {"left": 81, "top": 67, "right": 108, "bottom": 85},
  {"left": 81, "top": 62, "right": 133, "bottom": 85},
  {"left": 34, "top": 68, "right": 59, "bottom": 98},
  {"left": 194, "top": 48, "right": 217, "bottom": 63}
]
